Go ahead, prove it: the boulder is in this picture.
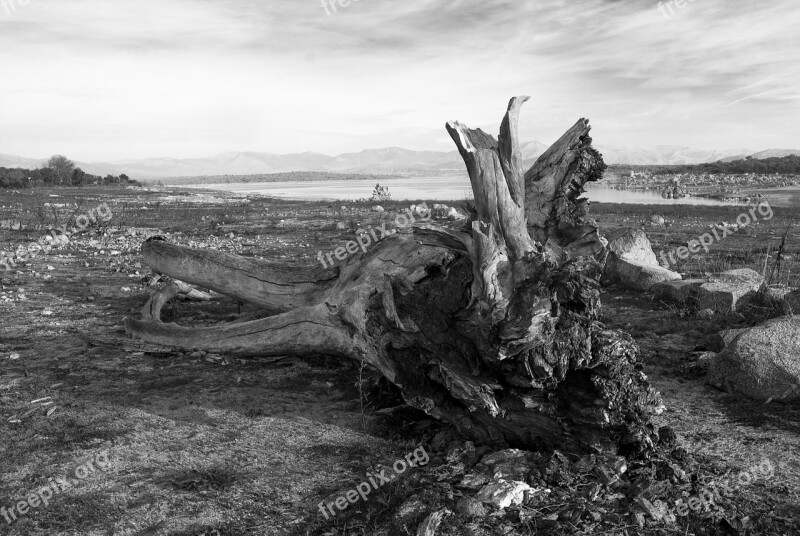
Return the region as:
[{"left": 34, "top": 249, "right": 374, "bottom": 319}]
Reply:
[
  {"left": 605, "top": 228, "right": 658, "bottom": 266},
  {"left": 737, "top": 287, "right": 795, "bottom": 324},
  {"left": 651, "top": 279, "right": 705, "bottom": 306},
  {"left": 650, "top": 215, "right": 666, "bottom": 226},
  {"left": 607, "top": 258, "right": 682, "bottom": 291},
  {"left": 603, "top": 229, "right": 681, "bottom": 290},
  {"left": 719, "top": 327, "right": 749, "bottom": 348},
  {"left": 707, "top": 316, "right": 800, "bottom": 401},
  {"left": 372, "top": 205, "right": 385, "bottom": 213},
  {"left": 697, "top": 269, "right": 764, "bottom": 313}
]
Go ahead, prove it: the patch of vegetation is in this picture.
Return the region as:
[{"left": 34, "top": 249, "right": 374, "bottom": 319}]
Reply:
[
  {"left": 612, "top": 155, "right": 800, "bottom": 176},
  {"left": 164, "top": 465, "right": 241, "bottom": 492},
  {"left": 0, "top": 155, "right": 138, "bottom": 189}
]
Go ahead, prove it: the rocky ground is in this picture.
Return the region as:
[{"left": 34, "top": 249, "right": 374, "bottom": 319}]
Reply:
[{"left": 0, "top": 186, "right": 799, "bottom": 535}]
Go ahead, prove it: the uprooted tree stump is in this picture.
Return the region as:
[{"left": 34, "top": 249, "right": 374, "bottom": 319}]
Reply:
[{"left": 125, "top": 97, "right": 663, "bottom": 456}]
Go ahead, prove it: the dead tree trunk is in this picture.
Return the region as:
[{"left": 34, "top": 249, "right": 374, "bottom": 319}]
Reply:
[{"left": 125, "top": 97, "right": 662, "bottom": 456}]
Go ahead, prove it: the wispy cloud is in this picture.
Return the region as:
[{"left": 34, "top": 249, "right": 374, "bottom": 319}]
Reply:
[{"left": 0, "top": 0, "right": 797, "bottom": 160}]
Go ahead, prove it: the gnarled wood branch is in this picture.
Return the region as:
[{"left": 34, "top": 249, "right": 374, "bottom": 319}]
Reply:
[{"left": 124, "top": 97, "right": 661, "bottom": 456}]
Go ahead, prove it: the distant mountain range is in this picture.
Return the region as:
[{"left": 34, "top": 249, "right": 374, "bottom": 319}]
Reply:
[{"left": 1, "top": 145, "right": 798, "bottom": 180}]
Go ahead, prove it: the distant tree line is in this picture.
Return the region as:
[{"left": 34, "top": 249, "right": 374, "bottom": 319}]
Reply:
[
  {"left": 649, "top": 155, "right": 800, "bottom": 176},
  {"left": 0, "top": 155, "right": 138, "bottom": 189}
]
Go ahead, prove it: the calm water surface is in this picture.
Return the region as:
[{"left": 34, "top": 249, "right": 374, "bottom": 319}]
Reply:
[{"left": 187, "top": 176, "right": 791, "bottom": 206}]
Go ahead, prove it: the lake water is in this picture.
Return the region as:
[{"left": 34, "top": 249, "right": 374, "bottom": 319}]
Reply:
[{"left": 187, "top": 176, "right": 748, "bottom": 206}]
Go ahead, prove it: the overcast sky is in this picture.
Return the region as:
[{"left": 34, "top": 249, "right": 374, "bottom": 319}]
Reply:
[{"left": 0, "top": 0, "right": 797, "bottom": 161}]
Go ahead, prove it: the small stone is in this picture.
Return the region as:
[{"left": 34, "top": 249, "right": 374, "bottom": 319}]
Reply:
[
  {"left": 459, "top": 472, "right": 490, "bottom": 490},
  {"left": 447, "top": 207, "right": 467, "bottom": 221},
  {"left": 632, "top": 511, "right": 646, "bottom": 527},
  {"left": 455, "top": 497, "right": 486, "bottom": 518},
  {"left": 476, "top": 479, "right": 534, "bottom": 508}
]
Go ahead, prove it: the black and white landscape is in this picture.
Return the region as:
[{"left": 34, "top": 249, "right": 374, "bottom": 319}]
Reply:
[{"left": 1, "top": 1, "right": 799, "bottom": 535}]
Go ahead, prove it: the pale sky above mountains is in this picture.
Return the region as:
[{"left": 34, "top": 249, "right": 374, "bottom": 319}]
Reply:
[{"left": 0, "top": 0, "right": 797, "bottom": 161}]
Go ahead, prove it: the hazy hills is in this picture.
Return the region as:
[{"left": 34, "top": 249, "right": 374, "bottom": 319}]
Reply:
[{"left": 1, "top": 145, "right": 798, "bottom": 180}]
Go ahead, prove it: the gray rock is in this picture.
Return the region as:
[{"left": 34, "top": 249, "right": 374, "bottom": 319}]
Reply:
[
  {"left": 455, "top": 497, "right": 487, "bottom": 518},
  {"left": 608, "top": 258, "right": 682, "bottom": 291},
  {"left": 707, "top": 316, "right": 800, "bottom": 401},
  {"left": 738, "top": 287, "right": 795, "bottom": 323},
  {"left": 720, "top": 327, "right": 749, "bottom": 347},
  {"left": 605, "top": 228, "right": 659, "bottom": 266},
  {"left": 713, "top": 268, "right": 764, "bottom": 286},
  {"left": 447, "top": 207, "right": 467, "bottom": 221},
  {"left": 476, "top": 479, "right": 534, "bottom": 508},
  {"left": 697, "top": 269, "right": 764, "bottom": 313},
  {"left": 603, "top": 229, "right": 680, "bottom": 290},
  {"left": 372, "top": 205, "right": 385, "bottom": 213},
  {"left": 651, "top": 215, "right": 666, "bottom": 226},
  {"left": 651, "top": 279, "right": 705, "bottom": 306}
]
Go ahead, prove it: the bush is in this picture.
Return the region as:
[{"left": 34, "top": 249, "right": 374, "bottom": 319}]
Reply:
[{"left": 0, "top": 165, "right": 139, "bottom": 189}]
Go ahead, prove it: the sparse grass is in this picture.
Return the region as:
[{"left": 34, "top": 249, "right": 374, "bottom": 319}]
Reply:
[
  {"left": 164, "top": 465, "right": 240, "bottom": 492},
  {"left": 592, "top": 202, "right": 800, "bottom": 286}
]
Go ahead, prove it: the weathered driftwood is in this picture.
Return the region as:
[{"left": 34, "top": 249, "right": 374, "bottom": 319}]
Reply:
[{"left": 125, "top": 97, "right": 662, "bottom": 455}]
